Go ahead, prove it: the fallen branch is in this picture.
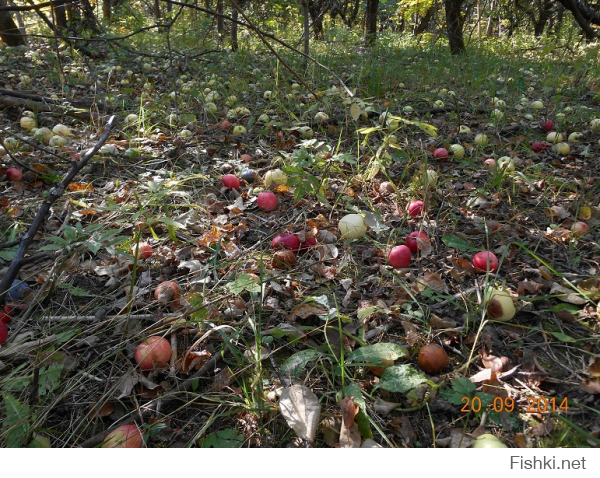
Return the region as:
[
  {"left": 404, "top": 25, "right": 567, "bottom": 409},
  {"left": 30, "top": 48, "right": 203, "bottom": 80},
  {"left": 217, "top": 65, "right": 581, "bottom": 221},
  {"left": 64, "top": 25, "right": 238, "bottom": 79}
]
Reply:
[
  {"left": 0, "top": 93, "right": 99, "bottom": 121},
  {"left": 0, "top": 115, "right": 117, "bottom": 305}
]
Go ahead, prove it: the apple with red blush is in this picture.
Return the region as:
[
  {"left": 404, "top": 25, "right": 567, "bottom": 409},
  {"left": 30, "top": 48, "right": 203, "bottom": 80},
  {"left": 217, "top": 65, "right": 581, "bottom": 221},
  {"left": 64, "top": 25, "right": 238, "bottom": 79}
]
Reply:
[
  {"left": 472, "top": 251, "right": 499, "bottom": 273},
  {"left": 388, "top": 245, "right": 412, "bottom": 268},
  {"left": 257, "top": 191, "right": 278, "bottom": 212},
  {"left": 405, "top": 231, "right": 428, "bottom": 253}
]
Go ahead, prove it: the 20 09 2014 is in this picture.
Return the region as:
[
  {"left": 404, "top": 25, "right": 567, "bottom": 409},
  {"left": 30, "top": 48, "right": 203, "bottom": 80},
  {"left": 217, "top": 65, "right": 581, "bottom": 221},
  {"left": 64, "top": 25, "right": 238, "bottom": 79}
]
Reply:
[{"left": 461, "top": 396, "right": 569, "bottom": 414}]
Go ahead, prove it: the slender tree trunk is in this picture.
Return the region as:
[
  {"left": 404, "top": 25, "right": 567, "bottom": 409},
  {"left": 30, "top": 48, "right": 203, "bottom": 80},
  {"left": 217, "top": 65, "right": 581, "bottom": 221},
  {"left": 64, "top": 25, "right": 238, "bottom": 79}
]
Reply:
[
  {"left": 445, "top": 0, "right": 466, "bottom": 54},
  {"left": 103, "top": 0, "right": 111, "bottom": 22},
  {"left": 308, "top": 0, "right": 324, "bottom": 40},
  {"left": 347, "top": 0, "right": 360, "bottom": 27},
  {"left": 413, "top": 5, "right": 434, "bottom": 35},
  {"left": 365, "top": 0, "right": 379, "bottom": 45},
  {"left": 302, "top": 0, "right": 310, "bottom": 58},
  {"left": 231, "top": 5, "right": 238, "bottom": 51},
  {"left": 0, "top": 0, "right": 25, "bottom": 46},
  {"left": 217, "top": 0, "right": 224, "bottom": 34}
]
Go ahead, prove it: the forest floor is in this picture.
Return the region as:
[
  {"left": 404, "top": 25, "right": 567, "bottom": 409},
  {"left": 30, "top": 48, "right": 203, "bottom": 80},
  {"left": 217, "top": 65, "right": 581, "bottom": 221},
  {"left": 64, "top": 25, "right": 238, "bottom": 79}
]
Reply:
[{"left": 0, "top": 30, "right": 599, "bottom": 448}]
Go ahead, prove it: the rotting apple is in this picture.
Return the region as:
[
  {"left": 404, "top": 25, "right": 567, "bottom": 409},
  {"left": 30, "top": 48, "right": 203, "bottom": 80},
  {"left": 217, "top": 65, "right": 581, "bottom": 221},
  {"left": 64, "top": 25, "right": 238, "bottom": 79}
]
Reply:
[
  {"left": 102, "top": 424, "right": 144, "bottom": 448},
  {"left": 272, "top": 250, "right": 296, "bottom": 269},
  {"left": 405, "top": 231, "right": 428, "bottom": 253},
  {"left": 388, "top": 245, "right": 412, "bottom": 268},
  {"left": 154, "top": 281, "right": 181, "bottom": 306},
  {"left": 485, "top": 287, "right": 516, "bottom": 322},
  {"left": 472, "top": 251, "right": 499, "bottom": 273},
  {"left": 241, "top": 153, "right": 252, "bottom": 162},
  {"left": 135, "top": 336, "right": 172, "bottom": 370},
  {"left": 483, "top": 158, "right": 496, "bottom": 169},
  {"left": 417, "top": 343, "right": 449, "bottom": 374},
  {"left": 257, "top": 191, "right": 278, "bottom": 211},
  {"left": 541, "top": 120, "right": 554, "bottom": 132}
]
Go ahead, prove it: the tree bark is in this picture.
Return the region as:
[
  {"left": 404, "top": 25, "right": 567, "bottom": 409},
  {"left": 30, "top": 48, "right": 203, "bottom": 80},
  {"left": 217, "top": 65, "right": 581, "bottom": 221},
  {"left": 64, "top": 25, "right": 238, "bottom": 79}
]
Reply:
[
  {"left": 445, "top": 0, "right": 466, "bottom": 54},
  {"left": 555, "top": 0, "right": 599, "bottom": 38},
  {"left": 0, "top": 0, "right": 25, "bottom": 45},
  {"left": 302, "top": 0, "right": 310, "bottom": 57},
  {"left": 102, "top": 0, "right": 111, "bottom": 22},
  {"left": 231, "top": 4, "right": 238, "bottom": 51},
  {"left": 413, "top": 5, "right": 434, "bottom": 35},
  {"left": 365, "top": 0, "right": 379, "bottom": 45}
]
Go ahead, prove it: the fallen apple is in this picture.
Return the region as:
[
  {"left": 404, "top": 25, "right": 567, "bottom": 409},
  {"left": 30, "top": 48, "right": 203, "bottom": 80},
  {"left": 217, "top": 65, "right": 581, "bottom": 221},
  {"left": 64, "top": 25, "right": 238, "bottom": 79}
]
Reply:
[
  {"left": 272, "top": 250, "right": 296, "bottom": 269},
  {"left": 531, "top": 100, "right": 544, "bottom": 110},
  {"left": 338, "top": 214, "right": 367, "bottom": 240},
  {"left": 264, "top": 169, "right": 288, "bottom": 187},
  {"left": 417, "top": 343, "right": 449, "bottom": 374},
  {"left": 497, "top": 156, "right": 515, "bottom": 173},
  {"left": 154, "top": 281, "right": 181, "bottom": 306},
  {"left": 433, "top": 147, "right": 449, "bottom": 161},
  {"left": 567, "top": 132, "right": 582, "bottom": 143},
  {"left": 6, "top": 168, "right": 23, "bottom": 182},
  {"left": 388, "top": 245, "right": 412, "bottom": 268},
  {"left": 541, "top": 120, "right": 554, "bottom": 132},
  {"left": 221, "top": 174, "right": 241, "bottom": 190},
  {"left": 483, "top": 158, "right": 496, "bottom": 169},
  {"left": 135, "top": 336, "right": 172, "bottom": 370},
  {"left": 472, "top": 433, "right": 507, "bottom": 448},
  {"left": 474, "top": 134, "right": 488, "bottom": 146},
  {"left": 241, "top": 153, "right": 252, "bottom": 162},
  {"left": 532, "top": 141, "right": 547, "bottom": 152},
  {"left": 546, "top": 132, "right": 563, "bottom": 144},
  {"left": 134, "top": 242, "right": 153, "bottom": 259},
  {"left": 459, "top": 125, "right": 471, "bottom": 134},
  {"left": 232, "top": 125, "right": 246, "bottom": 135},
  {"left": 405, "top": 231, "right": 428, "bottom": 253},
  {"left": 271, "top": 233, "right": 300, "bottom": 251},
  {"left": 450, "top": 144, "right": 465, "bottom": 158},
  {"left": 257, "top": 191, "right": 278, "bottom": 211},
  {"left": 241, "top": 169, "right": 258, "bottom": 183},
  {"left": 102, "top": 424, "right": 144, "bottom": 448},
  {"left": 0, "top": 321, "right": 8, "bottom": 345},
  {"left": 299, "top": 237, "right": 317, "bottom": 252},
  {"left": 407, "top": 200, "right": 425, "bottom": 217},
  {"left": 472, "top": 251, "right": 499, "bottom": 273},
  {"left": 553, "top": 142, "right": 570, "bottom": 154},
  {"left": 485, "top": 287, "right": 516, "bottom": 321},
  {"left": 571, "top": 221, "right": 589, "bottom": 237}
]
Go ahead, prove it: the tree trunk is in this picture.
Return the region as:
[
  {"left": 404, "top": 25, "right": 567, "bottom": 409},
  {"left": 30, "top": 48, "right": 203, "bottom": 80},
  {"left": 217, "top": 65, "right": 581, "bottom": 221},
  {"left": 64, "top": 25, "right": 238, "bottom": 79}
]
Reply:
[
  {"left": 413, "top": 5, "right": 434, "bottom": 35},
  {"left": 0, "top": 0, "right": 25, "bottom": 46},
  {"left": 302, "top": 0, "right": 310, "bottom": 58},
  {"left": 103, "top": 0, "right": 111, "bottom": 22},
  {"left": 445, "top": 0, "right": 466, "bottom": 54},
  {"left": 217, "top": 0, "right": 224, "bottom": 34},
  {"left": 347, "top": 0, "right": 360, "bottom": 27},
  {"left": 555, "top": 0, "right": 599, "bottom": 39},
  {"left": 308, "top": 0, "right": 324, "bottom": 40},
  {"left": 365, "top": 0, "right": 379, "bottom": 45},
  {"left": 231, "top": 5, "right": 238, "bottom": 51}
]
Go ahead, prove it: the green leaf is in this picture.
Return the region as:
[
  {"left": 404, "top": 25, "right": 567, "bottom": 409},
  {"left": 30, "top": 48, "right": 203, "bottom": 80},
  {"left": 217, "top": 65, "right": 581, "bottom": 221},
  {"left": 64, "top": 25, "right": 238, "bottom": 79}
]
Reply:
[
  {"left": 549, "top": 332, "right": 578, "bottom": 343},
  {"left": 2, "top": 393, "right": 31, "bottom": 448},
  {"left": 346, "top": 343, "right": 409, "bottom": 365},
  {"left": 344, "top": 382, "right": 366, "bottom": 411},
  {"left": 198, "top": 428, "right": 244, "bottom": 448},
  {"left": 38, "top": 364, "right": 63, "bottom": 396},
  {"left": 281, "top": 350, "right": 322, "bottom": 377},
  {"left": 442, "top": 234, "right": 478, "bottom": 252},
  {"left": 226, "top": 274, "right": 262, "bottom": 294},
  {"left": 440, "top": 377, "right": 476, "bottom": 405},
  {"left": 152, "top": 217, "right": 184, "bottom": 229},
  {"left": 375, "top": 365, "right": 429, "bottom": 393}
]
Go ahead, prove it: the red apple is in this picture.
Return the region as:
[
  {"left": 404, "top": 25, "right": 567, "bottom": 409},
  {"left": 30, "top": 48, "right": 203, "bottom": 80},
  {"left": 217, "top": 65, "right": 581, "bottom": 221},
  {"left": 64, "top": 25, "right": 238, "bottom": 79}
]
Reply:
[
  {"left": 433, "top": 148, "right": 449, "bottom": 161},
  {"left": 154, "top": 281, "right": 181, "bottom": 306},
  {"left": 571, "top": 221, "right": 589, "bottom": 237},
  {"left": 6, "top": 168, "right": 22, "bottom": 182},
  {"left": 133, "top": 242, "right": 153, "bottom": 259},
  {"left": 241, "top": 154, "right": 252, "bottom": 162},
  {"left": 388, "top": 245, "right": 412, "bottom": 268},
  {"left": 219, "top": 120, "right": 231, "bottom": 130},
  {"left": 0, "top": 311, "right": 11, "bottom": 324},
  {"left": 221, "top": 174, "right": 241, "bottom": 190},
  {"left": 541, "top": 120, "right": 554, "bottom": 132},
  {"left": 134, "top": 336, "right": 172, "bottom": 370},
  {"left": 405, "top": 231, "right": 428, "bottom": 253},
  {"left": 257, "top": 191, "right": 278, "bottom": 212},
  {"left": 472, "top": 251, "right": 499, "bottom": 273},
  {"left": 0, "top": 321, "right": 7, "bottom": 345},
  {"left": 483, "top": 158, "right": 496, "bottom": 169},
  {"left": 484, "top": 220, "right": 502, "bottom": 232},
  {"left": 382, "top": 100, "right": 391, "bottom": 107},
  {"left": 102, "top": 424, "right": 144, "bottom": 448},
  {"left": 407, "top": 200, "right": 424, "bottom": 217},
  {"left": 299, "top": 236, "right": 317, "bottom": 252},
  {"left": 271, "top": 233, "right": 300, "bottom": 251},
  {"left": 532, "top": 141, "right": 547, "bottom": 153}
]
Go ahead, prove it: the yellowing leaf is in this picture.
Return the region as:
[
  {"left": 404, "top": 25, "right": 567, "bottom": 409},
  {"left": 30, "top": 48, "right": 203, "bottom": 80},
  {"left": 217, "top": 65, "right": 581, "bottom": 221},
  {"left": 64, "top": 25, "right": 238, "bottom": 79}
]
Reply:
[{"left": 350, "top": 103, "right": 361, "bottom": 121}]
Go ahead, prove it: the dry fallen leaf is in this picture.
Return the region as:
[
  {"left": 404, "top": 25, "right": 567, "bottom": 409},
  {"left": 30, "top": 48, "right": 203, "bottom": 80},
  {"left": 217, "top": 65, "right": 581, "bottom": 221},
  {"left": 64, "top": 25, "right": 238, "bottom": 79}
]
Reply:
[
  {"left": 279, "top": 385, "right": 321, "bottom": 443},
  {"left": 338, "top": 396, "right": 361, "bottom": 448},
  {"left": 581, "top": 377, "right": 600, "bottom": 394}
]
